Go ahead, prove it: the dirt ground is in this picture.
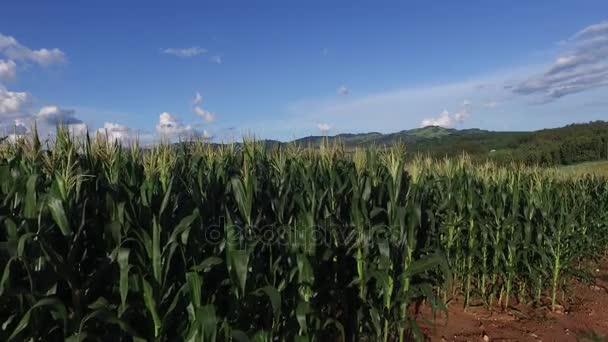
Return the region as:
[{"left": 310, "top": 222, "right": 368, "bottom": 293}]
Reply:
[{"left": 418, "top": 259, "right": 608, "bottom": 341}]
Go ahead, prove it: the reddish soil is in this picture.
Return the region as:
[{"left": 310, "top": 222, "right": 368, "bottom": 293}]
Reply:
[{"left": 418, "top": 259, "right": 608, "bottom": 341}]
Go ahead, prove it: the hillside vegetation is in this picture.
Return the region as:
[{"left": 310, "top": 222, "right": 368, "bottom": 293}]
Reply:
[{"left": 289, "top": 121, "right": 608, "bottom": 166}]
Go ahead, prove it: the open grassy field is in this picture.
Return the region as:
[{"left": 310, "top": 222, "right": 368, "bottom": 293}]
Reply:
[
  {"left": 1, "top": 131, "right": 607, "bottom": 341},
  {"left": 558, "top": 160, "right": 608, "bottom": 178}
]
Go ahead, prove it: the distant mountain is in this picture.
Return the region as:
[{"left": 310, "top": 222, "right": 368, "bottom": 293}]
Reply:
[
  {"left": 291, "top": 125, "right": 513, "bottom": 148},
  {"left": 285, "top": 121, "right": 608, "bottom": 165},
  {"left": 192, "top": 121, "right": 608, "bottom": 166}
]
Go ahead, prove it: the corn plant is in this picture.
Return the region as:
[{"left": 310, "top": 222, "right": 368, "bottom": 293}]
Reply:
[{"left": 0, "top": 128, "right": 607, "bottom": 341}]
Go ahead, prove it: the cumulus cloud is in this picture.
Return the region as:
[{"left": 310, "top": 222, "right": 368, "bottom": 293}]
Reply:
[
  {"left": 453, "top": 100, "right": 472, "bottom": 123},
  {"left": 317, "top": 123, "right": 331, "bottom": 132},
  {"left": 421, "top": 110, "right": 453, "bottom": 128},
  {"left": 156, "top": 112, "right": 198, "bottom": 139},
  {"left": 421, "top": 101, "right": 472, "bottom": 128},
  {"left": 1, "top": 119, "right": 28, "bottom": 141},
  {"left": 36, "top": 105, "right": 82, "bottom": 126},
  {"left": 97, "top": 122, "right": 134, "bottom": 142},
  {"left": 512, "top": 21, "right": 608, "bottom": 102},
  {"left": 66, "top": 123, "right": 88, "bottom": 136},
  {"left": 0, "top": 33, "right": 66, "bottom": 66},
  {"left": 162, "top": 47, "right": 207, "bottom": 57},
  {"left": 337, "top": 86, "right": 350, "bottom": 96},
  {"left": 0, "top": 86, "right": 30, "bottom": 117},
  {"left": 33, "top": 105, "right": 88, "bottom": 136},
  {"left": 192, "top": 92, "right": 216, "bottom": 123},
  {"left": 0, "top": 59, "right": 16, "bottom": 81},
  {"left": 194, "top": 107, "right": 215, "bottom": 123},
  {"left": 12, "top": 119, "right": 28, "bottom": 135}
]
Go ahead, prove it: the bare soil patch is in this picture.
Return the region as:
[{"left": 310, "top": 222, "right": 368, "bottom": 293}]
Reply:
[{"left": 418, "top": 258, "right": 608, "bottom": 341}]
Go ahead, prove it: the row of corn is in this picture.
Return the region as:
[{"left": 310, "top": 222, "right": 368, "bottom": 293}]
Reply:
[{"left": 0, "top": 130, "right": 607, "bottom": 341}]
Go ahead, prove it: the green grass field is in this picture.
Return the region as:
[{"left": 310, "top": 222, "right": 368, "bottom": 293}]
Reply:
[{"left": 559, "top": 160, "right": 608, "bottom": 178}]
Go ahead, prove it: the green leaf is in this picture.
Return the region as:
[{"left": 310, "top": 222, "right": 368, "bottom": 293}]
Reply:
[
  {"left": 227, "top": 249, "right": 250, "bottom": 298},
  {"left": 199, "top": 304, "right": 217, "bottom": 342},
  {"left": 192, "top": 256, "right": 223, "bottom": 273},
  {"left": 117, "top": 248, "right": 131, "bottom": 316},
  {"left": 186, "top": 272, "right": 202, "bottom": 309},
  {"left": 166, "top": 209, "right": 199, "bottom": 248},
  {"left": 295, "top": 301, "right": 310, "bottom": 335},
  {"left": 254, "top": 285, "right": 281, "bottom": 320},
  {"left": 0, "top": 258, "right": 15, "bottom": 296},
  {"left": 152, "top": 217, "right": 161, "bottom": 284},
  {"left": 48, "top": 197, "right": 71, "bottom": 236},
  {"left": 159, "top": 179, "right": 173, "bottom": 217},
  {"left": 252, "top": 330, "right": 271, "bottom": 342},
  {"left": 24, "top": 174, "right": 38, "bottom": 219},
  {"left": 142, "top": 278, "right": 161, "bottom": 338},
  {"left": 231, "top": 330, "right": 250, "bottom": 342},
  {"left": 403, "top": 252, "right": 448, "bottom": 280},
  {"left": 2, "top": 314, "right": 16, "bottom": 331},
  {"left": 17, "top": 233, "right": 35, "bottom": 258},
  {"left": 231, "top": 177, "right": 252, "bottom": 226},
  {"left": 79, "top": 308, "right": 141, "bottom": 340},
  {"left": 294, "top": 335, "right": 310, "bottom": 342},
  {"left": 9, "top": 297, "right": 67, "bottom": 341}
]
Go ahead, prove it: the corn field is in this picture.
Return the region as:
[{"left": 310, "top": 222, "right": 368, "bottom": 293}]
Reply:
[{"left": 1, "top": 130, "right": 607, "bottom": 341}]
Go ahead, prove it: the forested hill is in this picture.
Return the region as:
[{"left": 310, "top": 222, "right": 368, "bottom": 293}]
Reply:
[{"left": 287, "top": 121, "right": 608, "bottom": 165}]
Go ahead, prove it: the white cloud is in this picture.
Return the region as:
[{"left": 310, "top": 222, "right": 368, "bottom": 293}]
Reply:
[
  {"left": 30, "top": 49, "right": 66, "bottom": 66},
  {"left": 13, "top": 119, "right": 28, "bottom": 134},
  {"left": 194, "top": 106, "right": 215, "bottom": 123},
  {"left": 337, "top": 86, "right": 350, "bottom": 96},
  {"left": 0, "top": 59, "right": 16, "bottom": 81},
  {"left": 156, "top": 112, "right": 197, "bottom": 138},
  {"left": 66, "top": 123, "right": 88, "bottom": 136},
  {"left": 317, "top": 123, "right": 332, "bottom": 132},
  {"left": 32, "top": 105, "right": 88, "bottom": 136},
  {"left": 210, "top": 55, "right": 222, "bottom": 64},
  {"left": 0, "top": 86, "right": 30, "bottom": 116},
  {"left": 1, "top": 119, "right": 28, "bottom": 140},
  {"left": 97, "top": 122, "right": 134, "bottom": 143},
  {"left": 192, "top": 92, "right": 216, "bottom": 123},
  {"left": 162, "top": 47, "right": 207, "bottom": 57},
  {"left": 421, "top": 110, "right": 453, "bottom": 128},
  {"left": 573, "top": 21, "right": 608, "bottom": 40},
  {"left": 453, "top": 112, "right": 467, "bottom": 122},
  {"left": 512, "top": 21, "right": 608, "bottom": 102},
  {"left": 36, "top": 105, "right": 82, "bottom": 126},
  {"left": 454, "top": 100, "right": 472, "bottom": 123},
  {"left": 0, "top": 33, "right": 66, "bottom": 66},
  {"left": 7, "top": 134, "right": 26, "bottom": 143},
  {"left": 421, "top": 101, "right": 472, "bottom": 128}
]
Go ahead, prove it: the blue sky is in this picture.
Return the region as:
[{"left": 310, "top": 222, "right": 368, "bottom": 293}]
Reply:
[{"left": 1, "top": 1, "right": 607, "bottom": 142}]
